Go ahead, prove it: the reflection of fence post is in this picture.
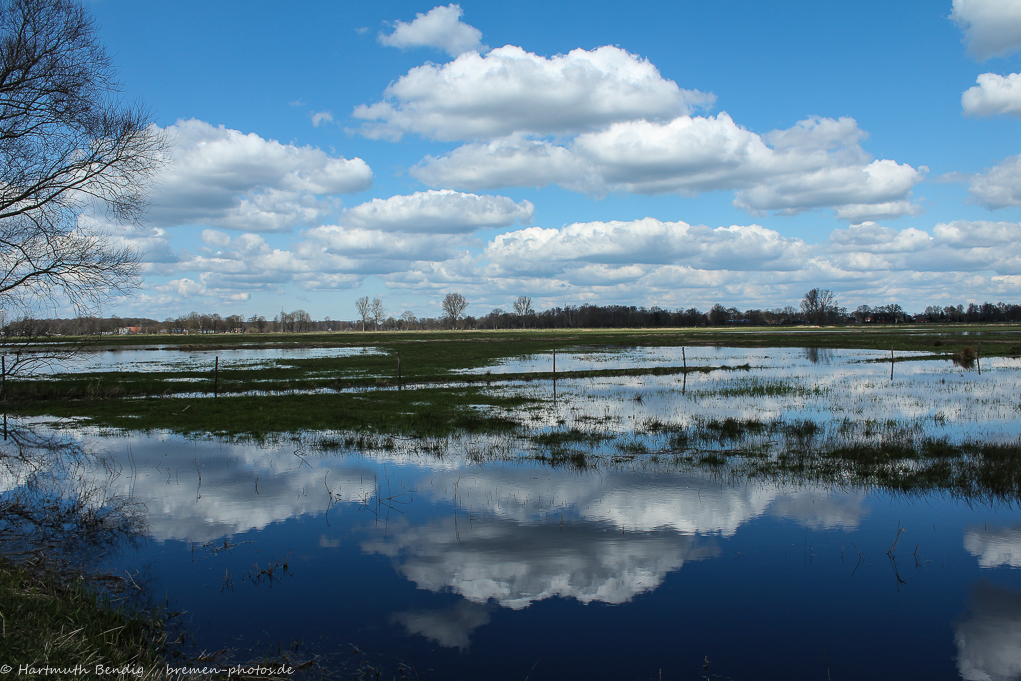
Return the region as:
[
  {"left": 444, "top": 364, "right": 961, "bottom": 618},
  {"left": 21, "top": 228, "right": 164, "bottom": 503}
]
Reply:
[
  {"left": 214, "top": 356, "right": 219, "bottom": 397},
  {"left": 553, "top": 349, "right": 556, "bottom": 376},
  {"left": 682, "top": 347, "right": 686, "bottom": 369},
  {"left": 2, "top": 354, "right": 5, "bottom": 401},
  {"left": 978, "top": 342, "right": 982, "bottom": 375}
]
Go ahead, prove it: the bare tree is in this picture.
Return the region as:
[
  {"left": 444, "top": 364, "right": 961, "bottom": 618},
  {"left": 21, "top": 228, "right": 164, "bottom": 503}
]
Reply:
[
  {"left": 0, "top": 0, "right": 166, "bottom": 316},
  {"left": 370, "top": 297, "right": 385, "bottom": 330},
  {"left": 441, "top": 292, "right": 468, "bottom": 329},
  {"left": 513, "top": 296, "right": 533, "bottom": 317},
  {"left": 399, "top": 310, "right": 416, "bottom": 330},
  {"left": 355, "top": 296, "right": 370, "bottom": 331},
  {"left": 293, "top": 309, "right": 312, "bottom": 333},
  {"left": 801, "top": 288, "right": 837, "bottom": 325}
]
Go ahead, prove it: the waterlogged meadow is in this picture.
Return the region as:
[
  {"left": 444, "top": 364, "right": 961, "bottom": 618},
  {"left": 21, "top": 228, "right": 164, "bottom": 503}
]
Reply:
[{"left": 5, "top": 331, "right": 1021, "bottom": 679}]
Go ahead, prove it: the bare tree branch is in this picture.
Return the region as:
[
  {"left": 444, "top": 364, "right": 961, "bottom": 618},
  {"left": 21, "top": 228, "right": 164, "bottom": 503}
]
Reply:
[{"left": 0, "top": 0, "right": 165, "bottom": 318}]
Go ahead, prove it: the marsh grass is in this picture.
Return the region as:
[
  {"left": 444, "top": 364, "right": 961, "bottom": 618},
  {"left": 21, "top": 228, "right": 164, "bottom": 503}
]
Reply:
[
  {"left": 9, "top": 388, "right": 533, "bottom": 439},
  {"left": 693, "top": 378, "right": 825, "bottom": 399},
  {"left": 655, "top": 417, "right": 1021, "bottom": 500}
]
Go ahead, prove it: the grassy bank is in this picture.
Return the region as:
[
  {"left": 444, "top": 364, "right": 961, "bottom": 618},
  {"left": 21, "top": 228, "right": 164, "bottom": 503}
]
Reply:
[{"left": 0, "top": 556, "right": 167, "bottom": 680}]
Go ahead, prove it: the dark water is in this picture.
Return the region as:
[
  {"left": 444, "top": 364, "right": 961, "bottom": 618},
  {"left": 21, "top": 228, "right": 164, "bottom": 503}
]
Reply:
[{"left": 2, "top": 431, "right": 1016, "bottom": 680}]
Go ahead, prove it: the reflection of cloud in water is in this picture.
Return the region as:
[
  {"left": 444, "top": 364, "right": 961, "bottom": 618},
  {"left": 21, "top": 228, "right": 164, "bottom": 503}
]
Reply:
[
  {"left": 428, "top": 468, "right": 864, "bottom": 536},
  {"left": 767, "top": 489, "right": 867, "bottom": 530},
  {"left": 955, "top": 582, "right": 1021, "bottom": 681},
  {"left": 392, "top": 601, "right": 491, "bottom": 649},
  {"left": 60, "top": 431, "right": 868, "bottom": 547},
  {"left": 75, "top": 435, "right": 378, "bottom": 543},
  {"left": 965, "top": 526, "right": 1021, "bottom": 568},
  {"left": 363, "top": 516, "right": 719, "bottom": 610}
]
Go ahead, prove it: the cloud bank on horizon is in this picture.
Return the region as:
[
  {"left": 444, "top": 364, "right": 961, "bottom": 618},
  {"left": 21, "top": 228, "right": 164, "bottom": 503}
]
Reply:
[{"left": 95, "top": 0, "right": 1021, "bottom": 319}]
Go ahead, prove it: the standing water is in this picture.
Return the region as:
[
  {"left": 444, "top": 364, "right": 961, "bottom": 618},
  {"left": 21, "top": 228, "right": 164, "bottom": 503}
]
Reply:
[{"left": 4, "top": 347, "right": 1021, "bottom": 680}]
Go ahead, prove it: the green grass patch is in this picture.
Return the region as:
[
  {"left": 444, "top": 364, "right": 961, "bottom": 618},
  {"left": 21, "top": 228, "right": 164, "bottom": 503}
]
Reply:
[{"left": 8, "top": 388, "right": 535, "bottom": 439}]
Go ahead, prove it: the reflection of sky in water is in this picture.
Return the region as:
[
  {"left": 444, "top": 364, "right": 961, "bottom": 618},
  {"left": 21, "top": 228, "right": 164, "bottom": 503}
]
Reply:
[
  {"left": 41, "top": 345, "right": 384, "bottom": 374},
  {"left": 16, "top": 429, "right": 1013, "bottom": 680},
  {"left": 451, "top": 345, "right": 931, "bottom": 374},
  {"left": 956, "top": 583, "right": 1021, "bottom": 681},
  {"left": 966, "top": 526, "right": 1021, "bottom": 569}
]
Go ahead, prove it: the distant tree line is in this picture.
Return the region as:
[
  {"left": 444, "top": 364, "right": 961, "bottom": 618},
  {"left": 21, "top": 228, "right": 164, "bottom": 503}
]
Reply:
[{"left": 8, "top": 292, "right": 1021, "bottom": 337}]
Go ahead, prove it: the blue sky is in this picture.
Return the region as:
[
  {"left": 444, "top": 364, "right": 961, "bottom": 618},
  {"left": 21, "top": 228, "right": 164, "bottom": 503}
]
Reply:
[{"left": 87, "top": 0, "right": 1021, "bottom": 320}]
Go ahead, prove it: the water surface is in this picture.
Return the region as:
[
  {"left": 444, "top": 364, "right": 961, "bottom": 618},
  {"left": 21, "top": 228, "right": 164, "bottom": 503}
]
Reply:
[{"left": 4, "top": 346, "right": 1021, "bottom": 680}]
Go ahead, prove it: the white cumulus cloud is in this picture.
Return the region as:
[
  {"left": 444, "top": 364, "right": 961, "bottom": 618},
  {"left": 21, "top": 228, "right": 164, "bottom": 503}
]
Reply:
[
  {"left": 353, "top": 45, "right": 714, "bottom": 141},
  {"left": 952, "top": 0, "right": 1021, "bottom": 60},
  {"left": 963, "top": 72, "right": 1021, "bottom": 117},
  {"left": 966, "top": 154, "right": 1021, "bottom": 208},
  {"left": 415, "top": 115, "right": 924, "bottom": 219},
  {"left": 484, "top": 218, "right": 811, "bottom": 278},
  {"left": 151, "top": 119, "right": 372, "bottom": 232},
  {"left": 147, "top": 212, "right": 1021, "bottom": 310},
  {"left": 378, "top": 4, "right": 485, "bottom": 57},
  {"left": 828, "top": 220, "right": 1021, "bottom": 275},
  {"left": 341, "top": 190, "right": 533, "bottom": 233},
  {"left": 412, "top": 134, "right": 598, "bottom": 192},
  {"left": 311, "top": 110, "right": 334, "bottom": 127}
]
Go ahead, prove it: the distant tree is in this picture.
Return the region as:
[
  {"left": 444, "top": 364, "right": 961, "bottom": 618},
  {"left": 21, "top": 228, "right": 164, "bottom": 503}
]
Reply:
[
  {"left": 371, "top": 297, "right": 385, "bottom": 330},
  {"left": 355, "top": 296, "right": 370, "bottom": 331},
  {"left": 248, "top": 314, "right": 266, "bottom": 333},
  {"left": 708, "top": 304, "right": 730, "bottom": 326},
  {"left": 441, "top": 293, "right": 468, "bottom": 329},
  {"left": 513, "top": 296, "right": 533, "bottom": 317},
  {"left": 488, "top": 308, "right": 505, "bottom": 330},
  {"left": 399, "top": 310, "right": 417, "bottom": 330},
  {"left": 293, "top": 309, "right": 312, "bottom": 332},
  {"left": 801, "top": 289, "right": 837, "bottom": 325}
]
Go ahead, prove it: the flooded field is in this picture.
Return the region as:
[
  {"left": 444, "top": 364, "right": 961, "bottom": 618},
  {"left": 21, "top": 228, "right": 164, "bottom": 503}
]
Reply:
[
  {"left": 40, "top": 344, "right": 386, "bottom": 375},
  {"left": 4, "top": 343, "right": 1021, "bottom": 679}
]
